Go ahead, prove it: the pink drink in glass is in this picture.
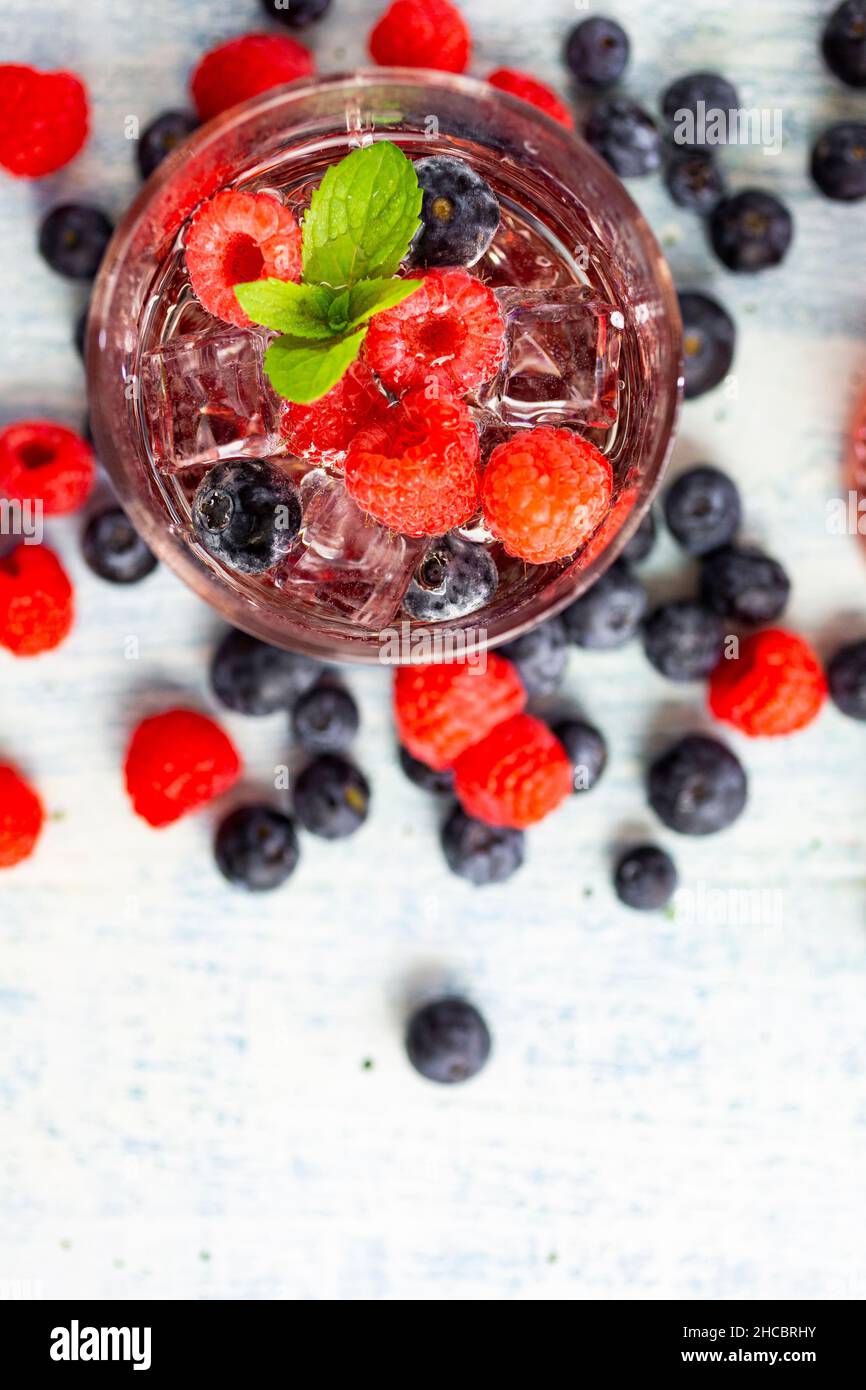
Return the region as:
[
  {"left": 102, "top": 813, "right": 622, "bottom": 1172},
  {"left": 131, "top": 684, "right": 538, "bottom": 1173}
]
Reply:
[{"left": 88, "top": 72, "right": 682, "bottom": 662}]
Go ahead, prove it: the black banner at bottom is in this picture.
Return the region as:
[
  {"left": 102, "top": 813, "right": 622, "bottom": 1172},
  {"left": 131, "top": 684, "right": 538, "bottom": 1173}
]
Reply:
[{"left": 0, "top": 1298, "right": 861, "bottom": 1372}]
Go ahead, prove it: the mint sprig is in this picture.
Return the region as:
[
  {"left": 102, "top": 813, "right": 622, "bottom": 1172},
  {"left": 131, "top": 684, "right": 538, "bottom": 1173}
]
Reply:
[
  {"left": 234, "top": 141, "right": 423, "bottom": 405},
  {"left": 302, "top": 141, "right": 423, "bottom": 287}
]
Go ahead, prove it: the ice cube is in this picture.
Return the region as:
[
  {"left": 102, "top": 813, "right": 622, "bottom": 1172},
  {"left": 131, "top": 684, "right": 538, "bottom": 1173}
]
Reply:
[
  {"left": 277, "top": 471, "right": 425, "bottom": 630},
  {"left": 476, "top": 286, "right": 623, "bottom": 431},
  {"left": 478, "top": 208, "right": 574, "bottom": 290},
  {"left": 140, "top": 325, "right": 281, "bottom": 471}
]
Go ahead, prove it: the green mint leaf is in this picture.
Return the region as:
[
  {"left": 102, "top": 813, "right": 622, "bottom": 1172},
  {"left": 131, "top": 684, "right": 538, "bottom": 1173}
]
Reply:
[
  {"left": 234, "top": 279, "right": 335, "bottom": 339},
  {"left": 327, "top": 289, "right": 351, "bottom": 333},
  {"left": 346, "top": 276, "right": 423, "bottom": 329},
  {"left": 302, "top": 141, "right": 422, "bottom": 289},
  {"left": 264, "top": 327, "right": 368, "bottom": 405}
]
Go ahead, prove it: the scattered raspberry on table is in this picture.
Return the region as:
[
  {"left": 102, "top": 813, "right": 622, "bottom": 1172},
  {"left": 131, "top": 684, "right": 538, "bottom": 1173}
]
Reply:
[
  {"left": 0, "top": 545, "right": 74, "bottom": 657},
  {"left": 190, "top": 33, "right": 315, "bottom": 123},
  {"left": 487, "top": 68, "right": 575, "bottom": 129},
  {"left": 124, "top": 709, "right": 242, "bottom": 828},
  {"left": 0, "top": 422, "right": 94, "bottom": 515},
  {"left": 369, "top": 0, "right": 471, "bottom": 75},
  {"left": 394, "top": 655, "right": 526, "bottom": 771},
  {"left": 0, "top": 765, "right": 44, "bottom": 869},
  {"left": 453, "top": 713, "right": 573, "bottom": 829},
  {"left": 708, "top": 628, "right": 827, "bottom": 736},
  {"left": 0, "top": 64, "right": 89, "bottom": 177}
]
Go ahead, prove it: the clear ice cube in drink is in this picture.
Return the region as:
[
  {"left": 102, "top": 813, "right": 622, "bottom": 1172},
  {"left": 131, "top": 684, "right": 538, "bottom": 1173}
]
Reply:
[
  {"left": 476, "top": 285, "right": 623, "bottom": 431},
  {"left": 278, "top": 470, "right": 426, "bottom": 630},
  {"left": 140, "top": 325, "right": 281, "bottom": 470}
]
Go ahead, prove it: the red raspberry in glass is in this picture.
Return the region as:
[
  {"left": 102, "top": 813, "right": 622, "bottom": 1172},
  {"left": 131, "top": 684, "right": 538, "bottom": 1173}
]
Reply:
[
  {"left": 185, "top": 190, "right": 302, "bottom": 327},
  {"left": 364, "top": 269, "right": 505, "bottom": 397},
  {"left": 345, "top": 387, "right": 481, "bottom": 536},
  {"left": 482, "top": 427, "right": 613, "bottom": 565}
]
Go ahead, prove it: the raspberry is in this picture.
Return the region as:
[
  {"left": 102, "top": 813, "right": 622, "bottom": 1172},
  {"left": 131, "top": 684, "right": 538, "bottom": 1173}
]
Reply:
[
  {"left": 453, "top": 713, "right": 573, "bottom": 828},
  {"left": 280, "top": 360, "right": 389, "bottom": 466},
  {"left": 0, "top": 545, "right": 74, "bottom": 657},
  {"left": 369, "top": 0, "right": 471, "bottom": 74},
  {"left": 482, "top": 427, "right": 612, "bottom": 565},
  {"left": 185, "top": 190, "right": 302, "bottom": 326},
  {"left": 190, "top": 33, "right": 315, "bottom": 123},
  {"left": 124, "top": 709, "right": 242, "bottom": 828},
  {"left": 394, "top": 654, "right": 526, "bottom": 771},
  {"left": 345, "top": 388, "right": 481, "bottom": 536},
  {"left": 0, "top": 421, "right": 94, "bottom": 515},
  {"left": 486, "top": 69, "right": 575, "bottom": 129},
  {"left": 0, "top": 65, "right": 89, "bottom": 178},
  {"left": 0, "top": 765, "right": 44, "bottom": 869},
  {"left": 364, "top": 269, "right": 505, "bottom": 396},
  {"left": 709, "top": 629, "right": 827, "bottom": 737}
]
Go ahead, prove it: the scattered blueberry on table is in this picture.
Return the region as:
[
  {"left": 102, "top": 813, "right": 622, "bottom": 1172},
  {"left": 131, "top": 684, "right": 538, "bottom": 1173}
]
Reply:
[{"left": 406, "top": 996, "right": 492, "bottom": 1083}]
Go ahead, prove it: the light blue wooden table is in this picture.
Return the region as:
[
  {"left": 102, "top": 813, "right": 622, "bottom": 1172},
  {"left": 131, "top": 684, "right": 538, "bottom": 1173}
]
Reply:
[{"left": 2, "top": 0, "right": 866, "bottom": 1301}]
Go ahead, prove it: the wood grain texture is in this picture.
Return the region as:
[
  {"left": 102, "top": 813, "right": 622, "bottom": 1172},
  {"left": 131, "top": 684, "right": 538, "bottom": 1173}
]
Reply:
[{"left": 2, "top": 0, "right": 866, "bottom": 1301}]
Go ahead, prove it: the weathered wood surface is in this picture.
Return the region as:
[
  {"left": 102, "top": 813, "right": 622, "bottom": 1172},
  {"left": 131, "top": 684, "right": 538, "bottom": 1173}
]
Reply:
[{"left": 2, "top": 0, "right": 866, "bottom": 1300}]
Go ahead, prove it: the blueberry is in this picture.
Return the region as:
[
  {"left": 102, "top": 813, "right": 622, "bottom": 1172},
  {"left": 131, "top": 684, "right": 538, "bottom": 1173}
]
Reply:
[
  {"left": 210, "top": 628, "right": 320, "bottom": 715},
  {"left": 564, "top": 17, "right": 630, "bottom": 89},
  {"left": 561, "top": 562, "right": 647, "bottom": 649},
  {"left": 441, "top": 805, "right": 524, "bottom": 885},
  {"left": 192, "top": 458, "right": 301, "bottom": 575},
  {"left": 811, "top": 122, "right": 866, "bottom": 201},
  {"left": 137, "top": 110, "right": 199, "bottom": 180},
  {"left": 74, "top": 304, "right": 88, "bottom": 360},
  {"left": 406, "top": 156, "right": 500, "bottom": 269},
  {"left": 82, "top": 507, "right": 158, "bottom": 584},
  {"left": 822, "top": 1, "right": 866, "bottom": 87},
  {"left": 664, "top": 466, "right": 741, "bottom": 556},
  {"left": 643, "top": 600, "right": 725, "bottom": 681},
  {"left": 700, "top": 545, "right": 791, "bottom": 625},
  {"left": 827, "top": 639, "right": 866, "bottom": 719},
  {"left": 648, "top": 734, "right": 748, "bottom": 836},
  {"left": 258, "top": 0, "right": 332, "bottom": 26},
  {"left": 552, "top": 718, "right": 607, "bottom": 792},
  {"left": 709, "top": 189, "right": 793, "bottom": 273},
  {"left": 293, "top": 754, "right": 370, "bottom": 839},
  {"left": 620, "top": 509, "right": 656, "bottom": 565},
  {"left": 406, "top": 997, "right": 492, "bottom": 1084},
  {"left": 678, "top": 292, "right": 736, "bottom": 399},
  {"left": 291, "top": 682, "right": 359, "bottom": 753},
  {"left": 500, "top": 617, "right": 568, "bottom": 697},
  {"left": 399, "top": 746, "right": 455, "bottom": 795},
  {"left": 214, "top": 804, "right": 300, "bottom": 891},
  {"left": 662, "top": 72, "right": 739, "bottom": 147},
  {"left": 585, "top": 100, "right": 662, "bottom": 177},
  {"left": 665, "top": 148, "right": 726, "bottom": 214},
  {"left": 403, "top": 533, "right": 498, "bottom": 620},
  {"left": 614, "top": 844, "right": 678, "bottom": 910},
  {"left": 38, "top": 204, "right": 113, "bottom": 280}
]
